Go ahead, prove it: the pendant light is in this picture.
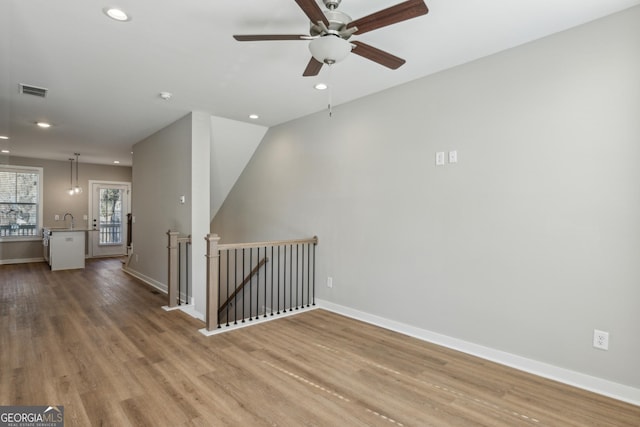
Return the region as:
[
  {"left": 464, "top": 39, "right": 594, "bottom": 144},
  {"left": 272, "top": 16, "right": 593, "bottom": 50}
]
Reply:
[
  {"left": 67, "top": 158, "right": 75, "bottom": 195},
  {"left": 74, "top": 153, "right": 83, "bottom": 194}
]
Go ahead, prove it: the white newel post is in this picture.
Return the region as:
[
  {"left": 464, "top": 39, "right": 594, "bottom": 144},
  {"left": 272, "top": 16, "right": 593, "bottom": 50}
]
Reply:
[{"left": 205, "top": 233, "right": 221, "bottom": 331}]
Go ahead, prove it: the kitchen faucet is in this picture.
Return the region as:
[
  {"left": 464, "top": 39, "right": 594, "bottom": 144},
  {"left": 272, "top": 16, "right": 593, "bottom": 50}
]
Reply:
[{"left": 63, "top": 212, "right": 74, "bottom": 229}]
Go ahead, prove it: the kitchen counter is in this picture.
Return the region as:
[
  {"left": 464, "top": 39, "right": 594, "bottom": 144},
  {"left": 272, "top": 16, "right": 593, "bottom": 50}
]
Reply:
[{"left": 43, "top": 227, "right": 92, "bottom": 232}]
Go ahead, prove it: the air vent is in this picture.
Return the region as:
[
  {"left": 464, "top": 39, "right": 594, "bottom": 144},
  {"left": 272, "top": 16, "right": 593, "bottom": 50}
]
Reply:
[{"left": 19, "top": 84, "right": 48, "bottom": 98}]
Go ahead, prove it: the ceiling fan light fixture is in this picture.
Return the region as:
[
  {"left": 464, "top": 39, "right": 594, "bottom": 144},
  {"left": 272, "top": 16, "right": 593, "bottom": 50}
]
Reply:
[{"left": 309, "top": 36, "right": 352, "bottom": 65}]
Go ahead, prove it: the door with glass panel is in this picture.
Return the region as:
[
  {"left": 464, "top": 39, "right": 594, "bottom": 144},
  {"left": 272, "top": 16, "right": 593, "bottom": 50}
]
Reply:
[{"left": 89, "top": 181, "right": 130, "bottom": 257}]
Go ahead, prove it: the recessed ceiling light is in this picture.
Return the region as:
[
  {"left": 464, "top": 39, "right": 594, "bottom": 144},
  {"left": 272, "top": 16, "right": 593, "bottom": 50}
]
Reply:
[
  {"left": 113, "top": 160, "right": 120, "bottom": 164},
  {"left": 0, "top": 135, "right": 8, "bottom": 140},
  {"left": 103, "top": 7, "right": 130, "bottom": 22},
  {"left": 36, "top": 122, "right": 51, "bottom": 128},
  {"left": 249, "top": 114, "right": 259, "bottom": 120},
  {"left": 1, "top": 150, "right": 9, "bottom": 154},
  {"left": 314, "top": 83, "right": 328, "bottom": 90}
]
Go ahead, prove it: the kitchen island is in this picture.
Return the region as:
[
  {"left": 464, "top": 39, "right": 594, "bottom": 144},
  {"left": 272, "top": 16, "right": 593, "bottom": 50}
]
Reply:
[{"left": 43, "top": 227, "right": 88, "bottom": 271}]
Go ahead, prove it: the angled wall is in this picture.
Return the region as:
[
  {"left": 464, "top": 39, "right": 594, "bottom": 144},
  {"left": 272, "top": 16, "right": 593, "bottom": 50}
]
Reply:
[{"left": 210, "top": 116, "right": 267, "bottom": 223}]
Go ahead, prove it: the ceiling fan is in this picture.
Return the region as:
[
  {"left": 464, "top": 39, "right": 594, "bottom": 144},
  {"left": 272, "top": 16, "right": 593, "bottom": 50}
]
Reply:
[{"left": 233, "top": 0, "right": 429, "bottom": 76}]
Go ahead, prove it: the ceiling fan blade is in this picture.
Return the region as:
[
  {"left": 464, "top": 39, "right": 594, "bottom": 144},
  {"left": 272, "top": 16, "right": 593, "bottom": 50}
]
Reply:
[
  {"left": 351, "top": 41, "right": 406, "bottom": 69},
  {"left": 233, "top": 34, "right": 310, "bottom": 41},
  {"left": 295, "top": 0, "right": 329, "bottom": 26},
  {"left": 303, "top": 57, "right": 324, "bottom": 76},
  {"left": 347, "top": 0, "right": 428, "bottom": 35}
]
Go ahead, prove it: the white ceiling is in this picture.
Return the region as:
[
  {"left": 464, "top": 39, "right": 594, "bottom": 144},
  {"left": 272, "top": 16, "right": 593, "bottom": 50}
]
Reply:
[{"left": 1, "top": 0, "right": 639, "bottom": 166}]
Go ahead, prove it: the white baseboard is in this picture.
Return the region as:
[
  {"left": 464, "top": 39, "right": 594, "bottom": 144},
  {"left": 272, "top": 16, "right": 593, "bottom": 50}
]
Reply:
[
  {"left": 315, "top": 299, "right": 640, "bottom": 407},
  {"left": 200, "top": 306, "right": 319, "bottom": 336},
  {"left": 0, "top": 257, "right": 45, "bottom": 265},
  {"left": 178, "top": 304, "right": 205, "bottom": 322},
  {"left": 125, "top": 268, "right": 203, "bottom": 321},
  {"left": 122, "top": 266, "right": 167, "bottom": 294},
  {"left": 162, "top": 301, "right": 204, "bottom": 322}
]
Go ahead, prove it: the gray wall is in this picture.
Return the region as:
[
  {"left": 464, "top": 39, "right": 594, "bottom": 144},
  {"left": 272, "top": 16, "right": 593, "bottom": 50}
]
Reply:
[
  {"left": 129, "top": 114, "right": 192, "bottom": 288},
  {"left": 0, "top": 155, "right": 131, "bottom": 262},
  {"left": 212, "top": 7, "right": 640, "bottom": 389}
]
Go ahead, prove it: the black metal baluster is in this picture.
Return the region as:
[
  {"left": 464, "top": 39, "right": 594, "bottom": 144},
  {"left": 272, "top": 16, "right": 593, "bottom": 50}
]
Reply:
[
  {"left": 295, "top": 244, "right": 300, "bottom": 310},
  {"left": 249, "top": 248, "right": 253, "bottom": 321},
  {"left": 178, "top": 241, "right": 182, "bottom": 305},
  {"left": 264, "top": 246, "right": 268, "bottom": 318},
  {"left": 301, "top": 243, "right": 305, "bottom": 308},
  {"left": 283, "top": 245, "right": 288, "bottom": 312},
  {"left": 270, "top": 246, "right": 274, "bottom": 316},
  {"left": 277, "top": 246, "right": 281, "bottom": 314},
  {"left": 225, "top": 249, "right": 230, "bottom": 327},
  {"left": 312, "top": 242, "right": 316, "bottom": 306},
  {"left": 289, "top": 244, "right": 293, "bottom": 312},
  {"left": 308, "top": 243, "right": 311, "bottom": 307},
  {"left": 256, "top": 247, "right": 260, "bottom": 319},
  {"left": 234, "top": 249, "right": 238, "bottom": 325},
  {"left": 242, "top": 248, "right": 246, "bottom": 323},
  {"left": 216, "top": 248, "right": 221, "bottom": 328}
]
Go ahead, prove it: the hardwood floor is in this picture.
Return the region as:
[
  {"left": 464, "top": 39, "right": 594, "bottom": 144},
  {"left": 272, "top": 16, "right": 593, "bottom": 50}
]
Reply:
[{"left": 1, "top": 259, "right": 638, "bottom": 426}]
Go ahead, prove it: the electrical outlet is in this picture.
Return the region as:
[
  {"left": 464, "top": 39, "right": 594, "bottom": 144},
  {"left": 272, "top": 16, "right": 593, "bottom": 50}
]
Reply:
[
  {"left": 327, "top": 277, "right": 333, "bottom": 288},
  {"left": 54, "top": 214, "right": 60, "bottom": 221},
  {"left": 593, "top": 329, "right": 609, "bottom": 350}
]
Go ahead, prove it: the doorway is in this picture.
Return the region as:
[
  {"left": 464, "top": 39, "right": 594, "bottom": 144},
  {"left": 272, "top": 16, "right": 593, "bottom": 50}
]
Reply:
[{"left": 88, "top": 181, "right": 131, "bottom": 257}]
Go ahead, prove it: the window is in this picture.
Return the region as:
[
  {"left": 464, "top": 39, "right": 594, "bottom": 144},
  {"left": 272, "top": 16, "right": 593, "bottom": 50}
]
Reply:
[
  {"left": 98, "top": 188, "right": 124, "bottom": 244},
  {"left": 0, "top": 165, "right": 43, "bottom": 240}
]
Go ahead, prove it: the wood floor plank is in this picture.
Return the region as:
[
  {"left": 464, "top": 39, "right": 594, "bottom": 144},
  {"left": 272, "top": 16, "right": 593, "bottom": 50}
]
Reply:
[{"left": 1, "top": 259, "right": 638, "bottom": 426}]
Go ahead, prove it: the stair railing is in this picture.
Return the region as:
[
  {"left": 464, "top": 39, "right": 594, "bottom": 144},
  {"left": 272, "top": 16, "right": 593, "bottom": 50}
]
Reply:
[
  {"left": 218, "top": 256, "right": 268, "bottom": 316},
  {"left": 204, "top": 234, "right": 318, "bottom": 331}
]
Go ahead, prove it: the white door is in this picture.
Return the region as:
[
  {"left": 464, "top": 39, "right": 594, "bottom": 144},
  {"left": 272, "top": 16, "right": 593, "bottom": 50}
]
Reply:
[{"left": 89, "top": 181, "right": 130, "bottom": 257}]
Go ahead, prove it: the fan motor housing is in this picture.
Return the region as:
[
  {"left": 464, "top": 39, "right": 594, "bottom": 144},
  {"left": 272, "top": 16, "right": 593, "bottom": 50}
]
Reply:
[{"left": 309, "top": 10, "right": 353, "bottom": 38}]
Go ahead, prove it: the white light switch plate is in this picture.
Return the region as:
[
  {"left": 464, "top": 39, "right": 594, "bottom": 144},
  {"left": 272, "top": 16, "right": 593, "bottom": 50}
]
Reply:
[
  {"left": 435, "top": 152, "right": 445, "bottom": 166},
  {"left": 449, "top": 150, "right": 458, "bottom": 163}
]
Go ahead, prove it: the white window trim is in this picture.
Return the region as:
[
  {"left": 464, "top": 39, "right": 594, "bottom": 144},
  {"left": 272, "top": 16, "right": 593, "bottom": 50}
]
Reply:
[{"left": 0, "top": 165, "right": 44, "bottom": 242}]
